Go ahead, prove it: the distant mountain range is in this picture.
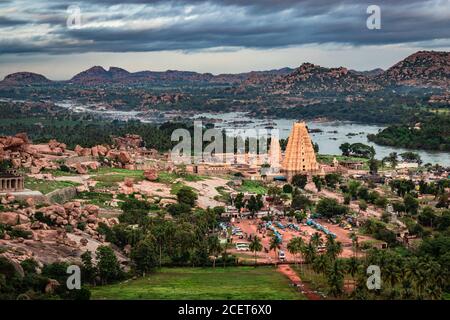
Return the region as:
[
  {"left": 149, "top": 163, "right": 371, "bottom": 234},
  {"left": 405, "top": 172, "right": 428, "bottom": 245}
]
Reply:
[{"left": 1, "top": 51, "right": 448, "bottom": 92}]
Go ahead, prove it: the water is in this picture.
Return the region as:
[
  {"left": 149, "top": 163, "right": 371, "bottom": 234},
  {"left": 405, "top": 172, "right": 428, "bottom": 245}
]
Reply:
[
  {"left": 54, "top": 102, "right": 450, "bottom": 166},
  {"left": 193, "top": 112, "right": 450, "bottom": 166}
]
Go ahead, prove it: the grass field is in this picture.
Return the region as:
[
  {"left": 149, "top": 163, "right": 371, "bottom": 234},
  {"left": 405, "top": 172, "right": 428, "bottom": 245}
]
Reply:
[
  {"left": 24, "top": 177, "right": 80, "bottom": 194},
  {"left": 90, "top": 267, "right": 305, "bottom": 300},
  {"left": 91, "top": 168, "right": 145, "bottom": 188},
  {"left": 157, "top": 172, "right": 208, "bottom": 184},
  {"left": 238, "top": 180, "right": 268, "bottom": 195}
]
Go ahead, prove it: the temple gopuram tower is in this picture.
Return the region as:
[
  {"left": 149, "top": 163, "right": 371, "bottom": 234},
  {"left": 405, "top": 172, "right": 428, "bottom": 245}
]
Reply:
[
  {"left": 282, "top": 122, "right": 319, "bottom": 181},
  {"left": 268, "top": 133, "right": 282, "bottom": 170}
]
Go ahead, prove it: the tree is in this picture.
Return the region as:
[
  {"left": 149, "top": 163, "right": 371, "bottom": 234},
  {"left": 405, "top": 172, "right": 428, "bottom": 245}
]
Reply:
[
  {"left": 246, "top": 195, "right": 263, "bottom": 217},
  {"left": 384, "top": 152, "right": 398, "bottom": 169},
  {"left": 359, "top": 200, "right": 368, "bottom": 212},
  {"left": 177, "top": 187, "right": 198, "bottom": 207},
  {"left": 312, "top": 254, "right": 329, "bottom": 275},
  {"left": 400, "top": 152, "right": 422, "bottom": 165},
  {"left": 282, "top": 184, "right": 293, "bottom": 194},
  {"left": 234, "top": 192, "right": 246, "bottom": 213},
  {"left": 327, "top": 260, "right": 344, "bottom": 297},
  {"left": 316, "top": 198, "right": 348, "bottom": 218},
  {"left": 325, "top": 173, "right": 341, "bottom": 189},
  {"left": 369, "top": 158, "right": 380, "bottom": 175},
  {"left": 404, "top": 193, "right": 419, "bottom": 215},
  {"left": 287, "top": 237, "right": 302, "bottom": 265},
  {"left": 313, "top": 142, "right": 319, "bottom": 153},
  {"left": 267, "top": 186, "right": 282, "bottom": 203},
  {"left": 291, "top": 193, "right": 312, "bottom": 211},
  {"left": 340, "top": 143, "right": 351, "bottom": 156},
  {"left": 208, "top": 235, "right": 222, "bottom": 268},
  {"left": 119, "top": 197, "right": 153, "bottom": 225},
  {"left": 348, "top": 180, "right": 361, "bottom": 199},
  {"left": 346, "top": 257, "right": 359, "bottom": 289},
  {"left": 349, "top": 232, "right": 359, "bottom": 258},
  {"left": 131, "top": 238, "right": 159, "bottom": 275},
  {"left": 291, "top": 174, "right": 308, "bottom": 189},
  {"left": 96, "top": 246, "right": 121, "bottom": 284},
  {"left": 325, "top": 234, "right": 342, "bottom": 261},
  {"left": 310, "top": 232, "right": 323, "bottom": 248},
  {"left": 81, "top": 251, "right": 96, "bottom": 284},
  {"left": 269, "top": 235, "right": 282, "bottom": 257},
  {"left": 249, "top": 236, "right": 263, "bottom": 266},
  {"left": 167, "top": 203, "right": 192, "bottom": 216},
  {"left": 303, "top": 241, "right": 317, "bottom": 264},
  {"left": 312, "top": 176, "right": 324, "bottom": 192}
]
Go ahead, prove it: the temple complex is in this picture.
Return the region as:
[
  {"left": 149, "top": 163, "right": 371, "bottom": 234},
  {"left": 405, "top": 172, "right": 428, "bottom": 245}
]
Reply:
[
  {"left": 0, "top": 169, "right": 25, "bottom": 192},
  {"left": 268, "top": 134, "right": 282, "bottom": 170},
  {"left": 282, "top": 122, "right": 319, "bottom": 181}
]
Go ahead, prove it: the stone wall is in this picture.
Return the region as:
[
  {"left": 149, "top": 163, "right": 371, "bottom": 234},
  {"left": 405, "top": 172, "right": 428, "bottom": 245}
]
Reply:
[
  {"left": 46, "top": 186, "right": 78, "bottom": 204},
  {"left": 65, "top": 156, "right": 95, "bottom": 166}
]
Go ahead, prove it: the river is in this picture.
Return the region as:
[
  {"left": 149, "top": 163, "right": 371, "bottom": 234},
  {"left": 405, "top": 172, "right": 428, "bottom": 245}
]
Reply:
[
  {"left": 55, "top": 102, "right": 450, "bottom": 166},
  {"left": 193, "top": 112, "right": 450, "bottom": 166}
]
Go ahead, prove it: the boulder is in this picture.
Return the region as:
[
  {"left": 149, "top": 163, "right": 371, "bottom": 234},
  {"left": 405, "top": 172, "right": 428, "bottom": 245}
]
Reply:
[
  {"left": 144, "top": 169, "right": 158, "bottom": 181},
  {"left": 97, "top": 145, "right": 108, "bottom": 156},
  {"left": 81, "top": 148, "right": 92, "bottom": 157},
  {"left": 91, "top": 146, "right": 99, "bottom": 157},
  {"left": 124, "top": 178, "right": 134, "bottom": 187},
  {"left": 84, "top": 204, "right": 100, "bottom": 215},
  {"left": 75, "top": 163, "right": 87, "bottom": 174},
  {"left": 0, "top": 212, "right": 29, "bottom": 226},
  {"left": 25, "top": 197, "right": 35, "bottom": 208},
  {"left": 87, "top": 215, "right": 97, "bottom": 223},
  {"left": 118, "top": 151, "right": 132, "bottom": 164},
  {"left": 45, "top": 279, "right": 60, "bottom": 294},
  {"left": 74, "top": 145, "right": 83, "bottom": 156}
]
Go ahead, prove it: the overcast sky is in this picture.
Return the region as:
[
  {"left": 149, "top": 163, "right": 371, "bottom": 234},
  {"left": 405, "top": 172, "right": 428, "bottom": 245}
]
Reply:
[{"left": 0, "top": 0, "right": 449, "bottom": 80}]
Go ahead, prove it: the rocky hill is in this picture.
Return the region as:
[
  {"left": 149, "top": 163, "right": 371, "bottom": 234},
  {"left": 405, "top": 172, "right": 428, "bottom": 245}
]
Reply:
[
  {"left": 268, "top": 63, "right": 382, "bottom": 95},
  {"left": 1, "top": 51, "right": 448, "bottom": 91},
  {"left": 0, "top": 72, "right": 51, "bottom": 86},
  {"left": 376, "top": 51, "right": 449, "bottom": 88},
  {"left": 69, "top": 66, "right": 292, "bottom": 86}
]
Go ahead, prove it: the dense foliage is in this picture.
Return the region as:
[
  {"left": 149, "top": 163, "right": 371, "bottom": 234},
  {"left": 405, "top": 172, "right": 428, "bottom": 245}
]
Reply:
[{"left": 368, "top": 115, "right": 450, "bottom": 152}]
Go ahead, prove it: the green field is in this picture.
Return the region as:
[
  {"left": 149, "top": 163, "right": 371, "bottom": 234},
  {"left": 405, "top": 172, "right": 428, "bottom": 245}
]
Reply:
[
  {"left": 92, "top": 168, "right": 145, "bottom": 188},
  {"left": 24, "top": 177, "right": 80, "bottom": 194},
  {"left": 90, "top": 267, "right": 305, "bottom": 300},
  {"left": 238, "top": 180, "right": 268, "bottom": 195}
]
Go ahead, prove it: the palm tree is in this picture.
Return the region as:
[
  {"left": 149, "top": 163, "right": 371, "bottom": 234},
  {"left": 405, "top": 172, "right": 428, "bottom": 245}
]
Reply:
[
  {"left": 311, "top": 232, "right": 323, "bottom": 248},
  {"left": 346, "top": 256, "right": 360, "bottom": 290},
  {"left": 327, "top": 260, "right": 345, "bottom": 297},
  {"left": 349, "top": 232, "right": 359, "bottom": 258},
  {"left": 384, "top": 259, "right": 400, "bottom": 289},
  {"left": 269, "top": 235, "right": 282, "bottom": 262},
  {"left": 303, "top": 241, "right": 317, "bottom": 264},
  {"left": 287, "top": 237, "right": 305, "bottom": 274},
  {"left": 249, "top": 236, "right": 263, "bottom": 267},
  {"left": 325, "top": 234, "right": 342, "bottom": 261},
  {"left": 312, "top": 254, "right": 329, "bottom": 275},
  {"left": 405, "top": 258, "right": 421, "bottom": 298},
  {"left": 287, "top": 238, "right": 300, "bottom": 265}
]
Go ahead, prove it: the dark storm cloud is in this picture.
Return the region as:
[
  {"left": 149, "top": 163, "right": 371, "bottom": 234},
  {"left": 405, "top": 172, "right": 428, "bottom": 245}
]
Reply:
[{"left": 1, "top": 0, "right": 449, "bottom": 55}]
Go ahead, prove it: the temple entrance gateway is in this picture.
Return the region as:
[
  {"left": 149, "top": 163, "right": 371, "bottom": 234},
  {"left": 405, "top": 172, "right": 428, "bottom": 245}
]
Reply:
[{"left": 282, "top": 122, "right": 320, "bottom": 181}]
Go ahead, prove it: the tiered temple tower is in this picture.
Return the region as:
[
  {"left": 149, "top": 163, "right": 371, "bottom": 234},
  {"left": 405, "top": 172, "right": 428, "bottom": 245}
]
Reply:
[
  {"left": 282, "top": 122, "right": 319, "bottom": 181},
  {"left": 268, "top": 133, "right": 282, "bottom": 170}
]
